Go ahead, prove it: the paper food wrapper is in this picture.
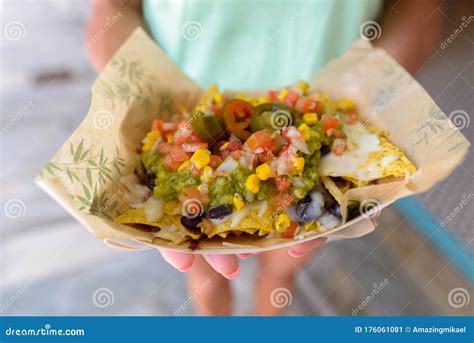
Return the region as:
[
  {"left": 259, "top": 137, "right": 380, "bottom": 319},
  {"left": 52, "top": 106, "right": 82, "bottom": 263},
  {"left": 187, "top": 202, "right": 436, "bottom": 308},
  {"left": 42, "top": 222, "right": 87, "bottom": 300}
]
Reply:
[{"left": 36, "top": 28, "right": 469, "bottom": 253}]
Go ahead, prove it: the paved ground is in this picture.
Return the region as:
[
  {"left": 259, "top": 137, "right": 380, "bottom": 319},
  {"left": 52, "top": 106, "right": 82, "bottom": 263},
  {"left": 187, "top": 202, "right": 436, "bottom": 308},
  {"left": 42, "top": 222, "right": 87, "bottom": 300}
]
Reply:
[{"left": 0, "top": 1, "right": 472, "bottom": 316}]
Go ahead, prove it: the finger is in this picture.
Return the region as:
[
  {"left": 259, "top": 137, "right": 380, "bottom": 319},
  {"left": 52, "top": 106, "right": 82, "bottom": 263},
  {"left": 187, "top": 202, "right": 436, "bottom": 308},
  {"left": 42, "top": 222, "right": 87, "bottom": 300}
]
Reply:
[
  {"left": 203, "top": 254, "right": 240, "bottom": 280},
  {"left": 288, "top": 237, "right": 327, "bottom": 258},
  {"left": 237, "top": 253, "right": 250, "bottom": 259},
  {"left": 159, "top": 249, "right": 195, "bottom": 272}
]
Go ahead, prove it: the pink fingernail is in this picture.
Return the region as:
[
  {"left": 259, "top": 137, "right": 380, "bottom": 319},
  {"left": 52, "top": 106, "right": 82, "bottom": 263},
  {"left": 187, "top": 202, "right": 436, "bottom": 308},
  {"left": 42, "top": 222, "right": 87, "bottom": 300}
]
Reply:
[
  {"left": 288, "top": 249, "right": 304, "bottom": 258},
  {"left": 225, "top": 267, "right": 240, "bottom": 280},
  {"left": 237, "top": 253, "right": 250, "bottom": 259}
]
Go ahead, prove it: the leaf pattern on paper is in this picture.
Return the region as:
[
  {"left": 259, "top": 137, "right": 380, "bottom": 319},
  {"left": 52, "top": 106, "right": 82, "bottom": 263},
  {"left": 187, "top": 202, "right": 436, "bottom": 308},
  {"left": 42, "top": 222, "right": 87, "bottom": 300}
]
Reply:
[
  {"left": 96, "top": 56, "right": 159, "bottom": 110},
  {"left": 38, "top": 140, "right": 126, "bottom": 218}
]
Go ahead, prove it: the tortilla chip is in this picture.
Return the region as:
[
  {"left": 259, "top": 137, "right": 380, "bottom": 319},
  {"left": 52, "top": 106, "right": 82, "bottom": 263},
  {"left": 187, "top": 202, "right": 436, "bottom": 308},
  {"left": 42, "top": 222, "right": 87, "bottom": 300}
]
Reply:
[
  {"left": 114, "top": 208, "right": 200, "bottom": 244},
  {"left": 208, "top": 209, "right": 275, "bottom": 239},
  {"left": 320, "top": 176, "right": 344, "bottom": 204}
]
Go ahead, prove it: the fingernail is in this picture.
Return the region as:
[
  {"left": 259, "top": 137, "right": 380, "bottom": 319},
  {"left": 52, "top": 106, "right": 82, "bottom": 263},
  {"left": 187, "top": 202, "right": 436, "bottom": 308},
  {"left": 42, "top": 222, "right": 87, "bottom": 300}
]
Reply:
[
  {"left": 225, "top": 267, "right": 240, "bottom": 280},
  {"left": 178, "top": 264, "right": 193, "bottom": 273},
  {"left": 178, "top": 261, "right": 194, "bottom": 272},
  {"left": 288, "top": 249, "right": 305, "bottom": 258},
  {"left": 237, "top": 253, "right": 250, "bottom": 259}
]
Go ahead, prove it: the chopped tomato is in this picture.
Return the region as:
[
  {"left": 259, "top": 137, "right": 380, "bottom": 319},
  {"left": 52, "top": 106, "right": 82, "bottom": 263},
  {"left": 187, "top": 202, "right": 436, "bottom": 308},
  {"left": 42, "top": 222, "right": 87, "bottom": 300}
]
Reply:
[
  {"left": 271, "top": 191, "right": 293, "bottom": 210},
  {"left": 169, "top": 145, "right": 189, "bottom": 162},
  {"left": 227, "top": 140, "right": 242, "bottom": 151},
  {"left": 180, "top": 186, "right": 209, "bottom": 206},
  {"left": 332, "top": 138, "right": 347, "bottom": 156},
  {"left": 222, "top": 100, "right": 253, "bottom": 141},
  {"left": 268, "top": 90, "right": 279, "bottom": 102},
  {"left": 209, "top": 155, "right": 223, "bottom": 169},
  {"left": 284, "top": 91, "right": 299, "bottom": 107},
  {"left": 321, "top": 115, "right": 341, "bottom": 133},
  {"left": 230, "top": 150, "right": 242, "bottom": 160},
  {"left": 282, "top": 221, "right": 299, "bottom": 238},
  {"left": 182, "top": 142, "right": 208, "bottom": 153},
  {"left": 152, "top": 119, "right": 175, "bottom": 136},
  {"left": 294, "top": 97, "right": 321, "bottom": 113},
  {"left": 245, "top": 130, "right": 278, "bottom": 152},
  {"left": 256, "top": 148, "right": 274, "bottom": 163},
  {"left": 274, "top": 176, "right": 291, "bottom": 192},
  {"left": 326, "top": 128, "right": 346, "bottom": 139},
  {"left": 163, "top": 154, "right": 181, "bottom": 170},
  {"left": 346, "top": 110, "right": 358, "bottom": 124},
  {"left": 157, "top": 142, "right": 171, "bottom": 154},
  {"left": 211, "top": 103, "right": 221, "bottom": 116}
]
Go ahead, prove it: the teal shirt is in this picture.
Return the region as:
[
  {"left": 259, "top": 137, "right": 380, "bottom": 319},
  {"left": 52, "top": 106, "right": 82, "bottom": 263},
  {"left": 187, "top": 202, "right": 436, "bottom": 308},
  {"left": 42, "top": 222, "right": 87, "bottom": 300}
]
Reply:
[{"left": 143, "top": 0, "right": 383, "bottom": 89}]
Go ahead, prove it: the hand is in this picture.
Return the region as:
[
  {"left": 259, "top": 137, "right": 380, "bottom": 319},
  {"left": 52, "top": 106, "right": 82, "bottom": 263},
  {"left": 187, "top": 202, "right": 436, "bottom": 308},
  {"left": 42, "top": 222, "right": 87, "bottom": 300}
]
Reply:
[{"left": 159, "top": 237, "right": 327, "bottom": 279}]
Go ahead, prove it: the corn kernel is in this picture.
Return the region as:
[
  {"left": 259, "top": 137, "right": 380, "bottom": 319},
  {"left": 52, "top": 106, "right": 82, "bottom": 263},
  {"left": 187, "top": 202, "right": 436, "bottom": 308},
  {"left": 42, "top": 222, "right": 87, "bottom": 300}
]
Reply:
[
  {"left": 234, "top": 94, "right": 248, "bottom": 101},
  {"left": 303, "top": 112, "right": 318, "bottom": 126},
  {"left": 214, "top": 92, "right": 223, "bottom": 104},
  {"left": 178, "top": 160, "right": 191, "bottom": 172},
  {"left": 201, "top": 166, "right": 214, "bottom": 183},
  {"left": 278, "top": 89, "right": 289, "bottom": 102},
  {"left": 297, "top": 81, "right": 309, "bottom": 94},
  {"left": 257, "top": 97, "right": 270, "bottom": 105},
  {"left": 256, "top": 163, "right": 272, "bottom": 180},
  {"left": 167, "top": 134, "right": 174, "bottom": 144},
  {"left": 303, "top": 221, "right": 320, "bottom": 231},
  {"left": 275, "top": 213, "right": 291, "bottom": 232},
  {"left": 219, "top": 142, "right": 229, "bottom": 151},
  {"left": 190, "top": 149, "right": 211, "bottom": 169},
  {"left": 295, "top": 157, "right": 305, "bottom": 173},
  {"left": 298, "top": 123, "right": 311, "bottom": 141},
  {"left": 337, "top": 98, "right": 355, "bottom": 111},
  {"left": 233, "top": 193, "right": 245, "bottom": 211},
  {"left": 142, "top": 131, "right": 161, "bottom": 152},
  {"left": 245, "top": 174, "right": 260, "bottom": 193}
]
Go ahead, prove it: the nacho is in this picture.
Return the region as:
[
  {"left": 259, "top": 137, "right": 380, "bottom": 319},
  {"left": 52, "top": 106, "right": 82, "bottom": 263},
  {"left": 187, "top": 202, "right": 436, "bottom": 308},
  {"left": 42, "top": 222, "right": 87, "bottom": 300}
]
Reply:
[{"left": 114, "top": 83, "right": 416, "bottom": 244}]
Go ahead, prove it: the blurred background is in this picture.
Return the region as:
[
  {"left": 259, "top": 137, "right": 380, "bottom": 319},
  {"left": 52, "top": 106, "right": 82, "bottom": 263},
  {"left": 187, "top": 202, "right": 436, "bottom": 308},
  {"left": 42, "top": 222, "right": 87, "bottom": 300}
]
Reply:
[{"left": 0, "top": 0, "right": 472, "bottom": 316}]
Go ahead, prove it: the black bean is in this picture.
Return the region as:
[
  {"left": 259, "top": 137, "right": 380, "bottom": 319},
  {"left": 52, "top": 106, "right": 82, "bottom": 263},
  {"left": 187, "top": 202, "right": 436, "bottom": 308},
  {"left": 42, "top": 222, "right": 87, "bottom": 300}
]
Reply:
[
  {"left": 328, "top": 202, "right": 342, "bottom": 220},
  {"left": 144, "top": 170, "right": 156, "bottom": 190},
  {"left": 207, "top": 205, "right": 232, "bottom": 219},
  {"left": 320, "top": 145, "right": 330, "bottom": 156},
  {"left": 180, "top": 216, "right": 203, "bottom": 232}
]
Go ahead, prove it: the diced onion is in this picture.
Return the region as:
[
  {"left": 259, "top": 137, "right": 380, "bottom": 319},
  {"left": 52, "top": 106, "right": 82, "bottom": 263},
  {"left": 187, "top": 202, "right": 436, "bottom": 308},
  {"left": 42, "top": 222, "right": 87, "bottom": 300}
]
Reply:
[
  {"left": 144, "top": 197, "right": 164, "bottom": 222},
  {"left": 210, "top": 214, "right": 231, "bottom": 225},
  {"left": 230, "top": 207, "right": 250, "bottom": 228},
  {"left": 217, "top": 156, "right": 239, "bottom": 172},
  {"left": 291, "top": 137, "right": 309, "bottom": 154},
  {"left": 250, "top": 201, "right": 268, "bottom": 217}
]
